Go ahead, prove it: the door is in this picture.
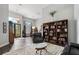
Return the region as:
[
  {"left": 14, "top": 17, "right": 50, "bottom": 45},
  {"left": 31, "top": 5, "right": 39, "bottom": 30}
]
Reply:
[{"left": 9, "top": 21, "right": 14, "bottom": 44}]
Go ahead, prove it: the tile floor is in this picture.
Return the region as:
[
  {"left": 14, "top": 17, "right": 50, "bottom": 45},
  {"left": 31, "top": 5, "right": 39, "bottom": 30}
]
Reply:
[{"left": 0, "top": 37, "right": 64, "bottom": 55}]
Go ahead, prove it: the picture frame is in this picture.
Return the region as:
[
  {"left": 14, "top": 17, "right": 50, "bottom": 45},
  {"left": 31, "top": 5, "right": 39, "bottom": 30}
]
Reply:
[{"left": 3, "top": 22, "right": 7, "bottom": 33}]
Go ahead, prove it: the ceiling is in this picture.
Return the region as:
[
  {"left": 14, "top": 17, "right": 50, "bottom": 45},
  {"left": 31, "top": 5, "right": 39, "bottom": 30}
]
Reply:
[
  {"left": 9, "top": 4, "right": 73, "bottom": 19},
  {"left": 9, "top": 4, "right": 49, "bottom": 19}
]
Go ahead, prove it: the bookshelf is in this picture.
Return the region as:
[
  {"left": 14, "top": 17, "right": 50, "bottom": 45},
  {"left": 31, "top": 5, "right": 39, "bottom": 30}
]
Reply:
[
  {"left": 43, "top": 23, "right": 49, "bottom": 42},
  {"left": 43, "top": 20, "right": 68, "bottom": 46}
]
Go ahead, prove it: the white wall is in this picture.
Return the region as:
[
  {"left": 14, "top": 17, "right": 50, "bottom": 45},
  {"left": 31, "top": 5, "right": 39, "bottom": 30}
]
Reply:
[
  {"left": 0, "top": 5, "right": 9, "bottom": 47},
  {"left": 36, "top": 4, "right": 76, "bottom": 43},
  {"left": 77, "top": 20, "right": 79, "bottom": 44},
  {"left": 74, "top": 4, "right": 79, "bottom": 44},
  {"left": 36, "top": 5, "right": 74, "bottom": 31}
]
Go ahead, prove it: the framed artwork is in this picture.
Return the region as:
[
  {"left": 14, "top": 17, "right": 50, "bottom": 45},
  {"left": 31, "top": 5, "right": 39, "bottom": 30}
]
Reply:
[
  {"left": 14, "top": 24, "right": 21, "bottom": 37},
  {"left": 3, "top": 22, "right": 7, "bottom": 33}
]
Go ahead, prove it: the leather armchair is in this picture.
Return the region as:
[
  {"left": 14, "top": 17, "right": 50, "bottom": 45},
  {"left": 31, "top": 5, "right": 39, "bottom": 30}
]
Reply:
[{"left": 32, "top": 33, "right": 44, "bottom": 43}]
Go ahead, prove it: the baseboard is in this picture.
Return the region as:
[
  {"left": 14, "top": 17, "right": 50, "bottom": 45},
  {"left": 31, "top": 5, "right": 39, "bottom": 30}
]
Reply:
[{"left": 0, "top": 42, "right": 9, "bottom": 48}]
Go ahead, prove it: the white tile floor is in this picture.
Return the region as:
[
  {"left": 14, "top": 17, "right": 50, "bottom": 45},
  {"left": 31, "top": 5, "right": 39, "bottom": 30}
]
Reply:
[
  {"left": 4, "top": 37, "right": 64, "bottom": 55},
  {"left": 10, "top": 37, "right": 34, "bottom": 51}
]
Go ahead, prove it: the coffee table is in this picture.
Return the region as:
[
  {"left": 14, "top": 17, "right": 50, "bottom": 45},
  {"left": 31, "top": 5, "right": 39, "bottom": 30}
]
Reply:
[{"left": 34, "top": 42, "right": 48, "bottom": 55}]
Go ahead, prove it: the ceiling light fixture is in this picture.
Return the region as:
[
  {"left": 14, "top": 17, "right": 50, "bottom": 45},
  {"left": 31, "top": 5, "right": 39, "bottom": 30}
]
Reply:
[{"left": 50, "top": 11, "right": 57, "bottom": 17}]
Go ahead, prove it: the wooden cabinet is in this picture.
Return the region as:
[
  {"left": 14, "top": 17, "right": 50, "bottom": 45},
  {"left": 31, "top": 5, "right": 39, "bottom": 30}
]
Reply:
[{"left": 43, "top": 20, "right": 68, "bottom": 46}]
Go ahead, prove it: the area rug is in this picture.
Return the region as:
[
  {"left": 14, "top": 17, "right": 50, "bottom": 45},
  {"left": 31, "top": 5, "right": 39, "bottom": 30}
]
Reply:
[{"left": 3, "top": 43, "right": 64, "bottom": 55}]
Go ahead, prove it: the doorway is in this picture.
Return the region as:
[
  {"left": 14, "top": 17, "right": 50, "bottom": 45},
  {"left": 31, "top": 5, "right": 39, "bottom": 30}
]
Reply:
[
  {"left": 25, "top": 22, "right": 32, "bottom": 37},
  {"left": 8, "top": 17, "right": 17, "bottom": 44},
  {"left": 9, "top": 21, "right": 14, "bottom": 44}
]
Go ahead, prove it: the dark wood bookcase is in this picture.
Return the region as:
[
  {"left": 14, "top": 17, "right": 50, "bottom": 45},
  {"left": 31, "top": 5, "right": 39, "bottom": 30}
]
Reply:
[{"left": 43, "top": 20, "right": 68, "bottom": 46}]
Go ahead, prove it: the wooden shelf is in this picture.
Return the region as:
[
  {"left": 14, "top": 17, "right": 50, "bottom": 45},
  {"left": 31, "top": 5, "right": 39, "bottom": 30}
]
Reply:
[{"left": 43, "top": 20, "right": 68, "bottom": 46}]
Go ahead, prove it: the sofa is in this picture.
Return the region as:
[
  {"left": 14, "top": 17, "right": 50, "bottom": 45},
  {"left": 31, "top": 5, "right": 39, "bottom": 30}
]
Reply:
[{"left": 62, "top": 43, "right": 79, "bottom": 55}]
